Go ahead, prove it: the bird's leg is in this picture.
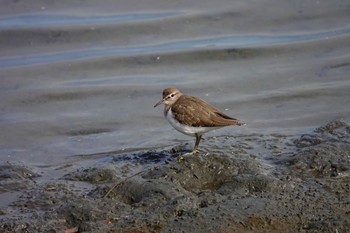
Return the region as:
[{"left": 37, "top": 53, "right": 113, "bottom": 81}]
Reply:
[
  {"left": 178, "top": 134, "right": 202, "bottom": 161},
  {"left": 193, "top": 134, "right": 202, "bottom": 154}
]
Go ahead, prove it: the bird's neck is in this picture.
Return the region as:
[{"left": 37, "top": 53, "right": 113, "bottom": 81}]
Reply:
[{"left": 163, "top": 105, "right": 171, "bottom": 117}]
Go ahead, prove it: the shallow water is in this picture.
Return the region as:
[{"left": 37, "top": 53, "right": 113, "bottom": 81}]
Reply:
[{"left": 0, "top": 0, "right": 350, "bottom": 165}]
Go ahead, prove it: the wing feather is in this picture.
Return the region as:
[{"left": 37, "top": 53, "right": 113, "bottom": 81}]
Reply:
[{"left": 171, "top": 95, "right": 243, "bottom": 127}]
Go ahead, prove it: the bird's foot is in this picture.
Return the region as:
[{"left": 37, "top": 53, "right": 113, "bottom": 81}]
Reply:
[
  {"left": 192, "top": 148, "right": 200, "bottom": 154},
  {"left": 178, "top": 149, "right": 200, "bottom": 162}
]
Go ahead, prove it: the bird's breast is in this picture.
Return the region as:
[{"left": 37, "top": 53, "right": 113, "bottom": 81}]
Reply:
[{"left": 165, "top": 108, "right": 219, "bottom": 136}]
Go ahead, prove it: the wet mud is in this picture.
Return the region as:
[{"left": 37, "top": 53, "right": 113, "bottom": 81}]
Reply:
[{"left": 1, "top": 120, "right": 350, "bottom": 232}]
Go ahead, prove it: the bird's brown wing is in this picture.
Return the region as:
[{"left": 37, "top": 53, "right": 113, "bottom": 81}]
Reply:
[{"left": 171, "top": 95, "right": 243, "bottom": 127}]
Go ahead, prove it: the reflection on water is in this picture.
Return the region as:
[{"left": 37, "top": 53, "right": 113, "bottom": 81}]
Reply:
[
  {"left": 0, "top": 12, "right": 181, "bottom": 28},
  {"left": 1, "top": 27, "right": 350, "bottom": 68},
  {"left": 0, "top": 0, "right": 350, "bottom": 165}
]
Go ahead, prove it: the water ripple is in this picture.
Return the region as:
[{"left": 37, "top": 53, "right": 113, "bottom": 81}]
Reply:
[
  {"left": 1, "top": 28, "right": 349, "bottom": 69},
  {"left": 0, "top": 12, "right": 180, "bottom": 29}
]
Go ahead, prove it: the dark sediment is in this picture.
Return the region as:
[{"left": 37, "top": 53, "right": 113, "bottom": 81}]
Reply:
[{"left": 1, "top": 120, "right": 350, "bottom": 232}]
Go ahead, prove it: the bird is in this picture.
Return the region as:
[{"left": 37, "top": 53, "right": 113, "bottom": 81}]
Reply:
[{"left": 154, "top": 87, "right": 243, "bottom": 153}]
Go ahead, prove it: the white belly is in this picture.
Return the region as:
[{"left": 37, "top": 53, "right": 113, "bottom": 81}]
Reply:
[{"left": 165, "top": 108, "right": 220, "bottom": 137}]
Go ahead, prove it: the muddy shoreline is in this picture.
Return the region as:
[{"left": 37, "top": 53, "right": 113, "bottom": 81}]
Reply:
[{"left": 1, "top": 120, "right": 349, "bottom": 232}]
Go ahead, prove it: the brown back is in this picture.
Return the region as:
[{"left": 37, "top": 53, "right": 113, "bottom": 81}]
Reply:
[{"left": 171, "top": 95, "right": 243, "bottom": 127}]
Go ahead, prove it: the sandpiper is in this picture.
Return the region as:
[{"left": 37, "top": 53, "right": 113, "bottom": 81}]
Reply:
[{"left": 154, "top": 87, "right": 243, "bottom": 153}]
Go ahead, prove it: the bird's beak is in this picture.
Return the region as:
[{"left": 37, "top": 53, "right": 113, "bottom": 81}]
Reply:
[{"left": 154, "top": 99, "right": 164, "bottom": 108}]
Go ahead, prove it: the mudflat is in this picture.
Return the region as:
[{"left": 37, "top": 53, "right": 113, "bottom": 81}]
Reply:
[{"left": 1, "top": 120, "right": 349, "bottom": 232}]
